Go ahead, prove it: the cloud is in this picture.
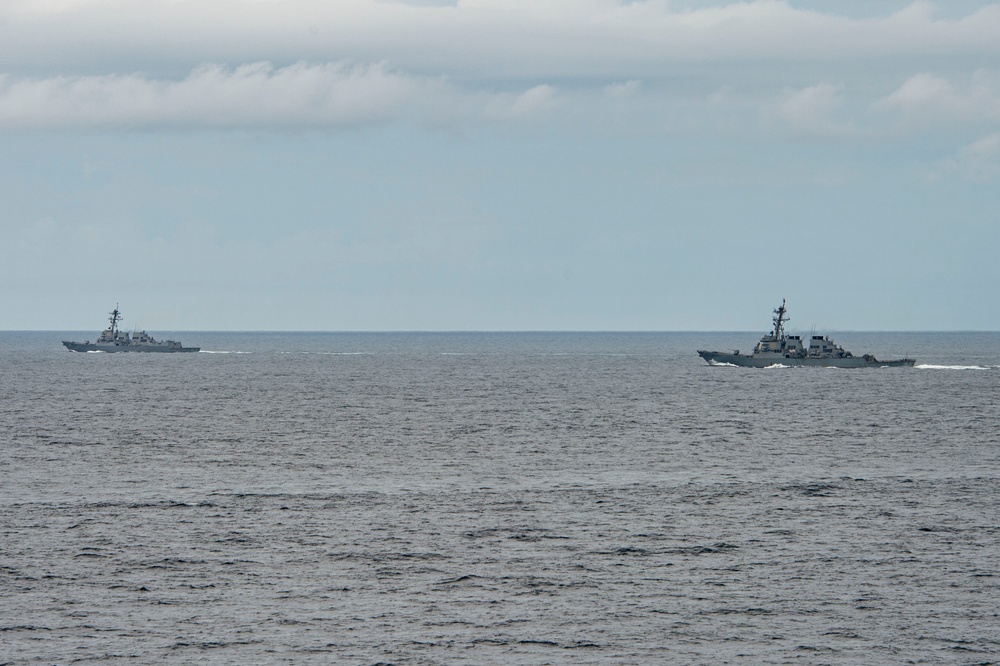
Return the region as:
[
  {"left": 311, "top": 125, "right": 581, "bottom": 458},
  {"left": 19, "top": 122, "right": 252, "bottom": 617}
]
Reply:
[
  {"left": 482, "top": 85, "right": 560, "bottom": 122},
  {"left": 0, "top": 61, "right": 434, "bottom": 129},
  {"left": 877, "top": 69, "right": 1000, "bottom": 125},
  {"left": 604, "top": 80, "right": 641, "bottom": 99},
  {"left": 771, "top": 83, "right": 855, "bottom": 136},
  {"left": 2, "top": 1, "right": 999, "bottom": 81},
  {"left": 881, "top": 72, "right": 953, "bottom": 108},
  {"left": 943, "top": 132, "right": 1000, "bottom": 181},
  {"left": 4, "top": 60, "right": 996, "bottom": 140},
  {"left": 0, "top": 61, "right": 563, "bottom": 129},
  {"left": 2, "top": 2, "right": 999, "bottom": 136}
]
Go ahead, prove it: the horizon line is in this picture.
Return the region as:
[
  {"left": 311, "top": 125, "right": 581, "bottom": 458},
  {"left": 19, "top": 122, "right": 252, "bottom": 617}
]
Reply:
[{"left": 6, "top": 329, "right": 1000, "bottom": 334}]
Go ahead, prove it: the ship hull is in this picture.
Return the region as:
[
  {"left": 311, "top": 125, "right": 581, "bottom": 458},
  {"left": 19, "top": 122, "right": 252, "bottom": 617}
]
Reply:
[
  {"left": 697, "top": 350, "right": 915, "bottom": 368},
  {"left": 62, "top": 341, "right": 200, "bottom": 353}
]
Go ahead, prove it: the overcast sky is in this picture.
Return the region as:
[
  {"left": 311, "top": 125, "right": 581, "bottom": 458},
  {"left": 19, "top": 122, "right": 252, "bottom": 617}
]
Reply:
[{"left": 2, "top": 0, "right": 998, "bottom": 330}]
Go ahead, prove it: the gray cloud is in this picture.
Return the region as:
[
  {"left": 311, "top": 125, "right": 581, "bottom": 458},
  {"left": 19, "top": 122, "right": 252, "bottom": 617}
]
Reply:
[
  {"left": 3, "top": 1, "right": 998, "bottom": 80},
  {"left": 2, "top": 1, "right": 996, "bottom": 138},
  {"left": 3, "top": 1, "right": 999, "bottom": 135}
]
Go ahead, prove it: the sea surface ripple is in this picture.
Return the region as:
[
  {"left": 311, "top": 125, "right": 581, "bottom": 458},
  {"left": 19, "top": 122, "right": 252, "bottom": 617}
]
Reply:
[{"left": 2, "top": 331, "right": 999, "bottom": 664}]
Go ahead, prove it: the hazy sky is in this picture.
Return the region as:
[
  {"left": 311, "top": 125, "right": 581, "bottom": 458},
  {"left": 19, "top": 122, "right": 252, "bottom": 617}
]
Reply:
[{"left": 2, "top": 0, "right": 998, "bottom": 330}]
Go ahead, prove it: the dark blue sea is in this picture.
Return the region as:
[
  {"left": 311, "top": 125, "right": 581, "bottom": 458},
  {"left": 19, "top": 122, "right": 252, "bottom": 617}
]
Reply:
[{"left": 2, "top": 331, "right": 999, "bottom": 664}]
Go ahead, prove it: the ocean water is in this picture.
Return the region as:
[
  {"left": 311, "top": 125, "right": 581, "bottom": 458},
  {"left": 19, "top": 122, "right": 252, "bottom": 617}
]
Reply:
[{"left": 1, "top": 331, "right": 999, "bottom": 664}]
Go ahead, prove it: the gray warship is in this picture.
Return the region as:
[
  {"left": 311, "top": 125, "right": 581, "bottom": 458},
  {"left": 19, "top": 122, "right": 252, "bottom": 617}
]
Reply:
[
  {"left": 697, "top": 300, "right": 915, "bottom": 368},
  {"left": 62, "top": 306, "right": 199, "bottom": 353}
]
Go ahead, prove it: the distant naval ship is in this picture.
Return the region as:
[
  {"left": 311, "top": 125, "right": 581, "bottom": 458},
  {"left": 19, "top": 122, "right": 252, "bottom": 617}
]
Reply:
[
  {"left": 697, "top": 300, "right": 915, "bottom": 368},
  {"left": 62, "top": 306, "right": 199, "bottom": 353}
]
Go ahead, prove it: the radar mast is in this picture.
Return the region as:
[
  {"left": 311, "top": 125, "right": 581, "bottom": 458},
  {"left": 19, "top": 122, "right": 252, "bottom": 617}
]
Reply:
[
  {"left": 772, "top": 299, "right": 789, "bottom": 340},
  {"left": 108, "top": 305, "right": 123, "bottom": 338}
]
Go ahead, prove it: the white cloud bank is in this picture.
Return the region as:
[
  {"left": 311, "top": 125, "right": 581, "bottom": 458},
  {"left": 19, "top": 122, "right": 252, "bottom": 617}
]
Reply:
[
  {"left": 2, "top": 61, "right": 999, "bottom": 138},
  {"left": 0, "top": 62, "right": 432, "bottom": 129},
  {"left": 0, "top": 61, "right": 578, "bottom": 129}
]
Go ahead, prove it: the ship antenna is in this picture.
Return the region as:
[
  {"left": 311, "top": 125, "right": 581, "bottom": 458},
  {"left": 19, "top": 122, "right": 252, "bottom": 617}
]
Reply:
[
  {"left": 772, "top": 299, "right": 789, "bottom": 340},
  {"left": 109, "top": 304, "right": 122, "bottom": 337}
]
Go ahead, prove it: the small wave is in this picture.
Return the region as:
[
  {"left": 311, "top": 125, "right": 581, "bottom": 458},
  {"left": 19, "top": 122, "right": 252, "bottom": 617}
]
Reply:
[
  {"left": 301, "top": 351, "right": 370, "bottom": 355},
  {"left": 537, "top": 352, "right": 639, "bottom": 357},
  {"left": 707, "top": 361, "right": 738, "bottom": 367},
  {"left": 277, "top": 351, "right": 369, "bottom": 355},
  {"left": 916, "top": 364, "right": 992, "bottom": 370},
  {"left": 199, "top": 350, "right": 252, "bottom": 354},
  {"left": 764, "top": 363, "right": 790, "bottom": 369}
]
